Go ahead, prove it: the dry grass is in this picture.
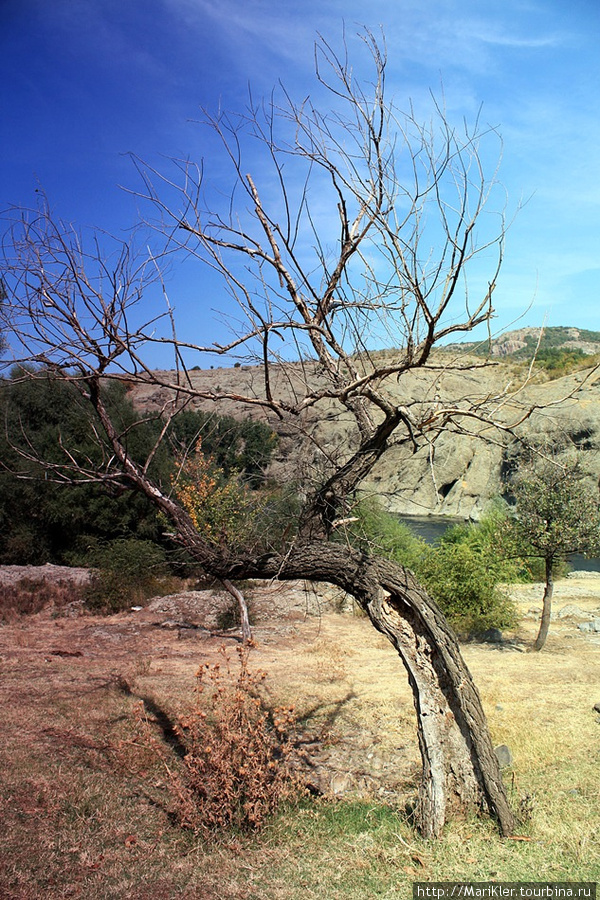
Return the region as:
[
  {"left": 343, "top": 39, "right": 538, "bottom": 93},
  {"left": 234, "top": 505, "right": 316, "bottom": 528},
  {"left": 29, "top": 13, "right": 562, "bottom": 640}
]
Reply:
[
  {"left": 0, "top": 576, "right": 599, "bottom": 897},
  {"left": 0, "top": 577, "right": 85, "bottom": 622}
]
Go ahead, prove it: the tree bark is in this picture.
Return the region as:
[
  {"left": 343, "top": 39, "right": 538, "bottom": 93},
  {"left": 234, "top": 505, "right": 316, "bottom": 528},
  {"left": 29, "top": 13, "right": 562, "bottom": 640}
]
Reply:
[{"left": 533, "top": 556, "right": 554, "bottom": 652}]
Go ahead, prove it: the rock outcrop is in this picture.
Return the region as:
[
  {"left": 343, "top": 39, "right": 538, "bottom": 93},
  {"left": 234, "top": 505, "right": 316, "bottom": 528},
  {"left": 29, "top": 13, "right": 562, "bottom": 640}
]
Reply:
[{"left": 129, "top": 346, "right": 600, "bottom": 521}]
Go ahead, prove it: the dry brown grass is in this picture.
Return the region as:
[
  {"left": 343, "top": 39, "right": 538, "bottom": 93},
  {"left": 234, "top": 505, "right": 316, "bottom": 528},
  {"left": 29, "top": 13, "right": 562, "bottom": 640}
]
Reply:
[
  {"left": 0, "top": 577, "right": 84, "bottom": 621},
  {"left": 0, "top": 575, "right": 599, "bottom": 897}
]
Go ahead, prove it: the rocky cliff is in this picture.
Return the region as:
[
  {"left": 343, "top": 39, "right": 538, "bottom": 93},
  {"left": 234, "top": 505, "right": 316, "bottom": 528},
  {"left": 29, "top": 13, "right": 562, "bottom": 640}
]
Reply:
[{"left": 129, "top": 330, "right": 600, "bottom": 521}]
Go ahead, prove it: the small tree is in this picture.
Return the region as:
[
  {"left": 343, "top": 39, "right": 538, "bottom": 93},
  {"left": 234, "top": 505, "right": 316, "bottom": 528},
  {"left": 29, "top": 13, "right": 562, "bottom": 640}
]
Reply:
[{"left": 506, "top": 458, "right": 600, "bottom": 651}]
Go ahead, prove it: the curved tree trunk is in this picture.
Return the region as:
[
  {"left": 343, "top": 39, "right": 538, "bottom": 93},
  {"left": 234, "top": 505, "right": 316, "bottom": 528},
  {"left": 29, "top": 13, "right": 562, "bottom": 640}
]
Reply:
[
  {"left": 86, "top": 407, "right": 514, "bottom": 837},
  {"left": 533, "top": 556, "right": 554, "bottom": 652},
  {"left": 222, "top": 542, "right": 515, "bottom": 838},
  {"left": 362, "top": 561, "right": 514, "bottom": 837}
]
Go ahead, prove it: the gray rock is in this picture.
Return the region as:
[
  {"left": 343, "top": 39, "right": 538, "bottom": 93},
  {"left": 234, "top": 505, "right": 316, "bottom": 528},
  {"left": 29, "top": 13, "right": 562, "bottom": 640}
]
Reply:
[
  {"left": 478, "top": 628, "right": 503, "bottom": 643},
  {"left": 555, "top": 605, "right": 587, "bottom": 619},
  {"left": 494, "top": 744, "right": 513, "bottom": 768},
  {"left": 577, "top": 619, "right": 600, "bottom": 633}
]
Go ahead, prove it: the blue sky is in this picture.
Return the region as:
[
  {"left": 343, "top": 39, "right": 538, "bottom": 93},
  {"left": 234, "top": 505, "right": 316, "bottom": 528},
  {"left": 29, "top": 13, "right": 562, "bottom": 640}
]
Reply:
[{"left": 2, "top": 0, "right": 600, "bottom": 366}]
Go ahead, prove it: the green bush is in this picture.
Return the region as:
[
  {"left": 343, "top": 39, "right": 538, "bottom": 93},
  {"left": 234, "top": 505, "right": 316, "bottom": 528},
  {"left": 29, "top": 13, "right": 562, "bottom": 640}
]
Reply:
[
  {"left": 415, "top": 507, "right": 519, "bottom": 635},
  {"left": 417, "top": 541, "right": 517, "bottom": 636},
  {"left": 534, "top": 347, "right": 589, "bottom": 377},
  {"left": 347, "top": 497, "right": 427, "bottom": 570},
  {"left": 83, "top": 538, "right": 171, "bottom": 613},
  {"left": 350, "top": 498, "right": 517, "bottom": 636}
]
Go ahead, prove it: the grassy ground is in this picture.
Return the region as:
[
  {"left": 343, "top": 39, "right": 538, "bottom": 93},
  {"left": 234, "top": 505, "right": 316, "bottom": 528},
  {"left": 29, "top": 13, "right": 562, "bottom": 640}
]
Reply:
[{"left": 0, "top": 576, "right": 599, "bottom": 898}]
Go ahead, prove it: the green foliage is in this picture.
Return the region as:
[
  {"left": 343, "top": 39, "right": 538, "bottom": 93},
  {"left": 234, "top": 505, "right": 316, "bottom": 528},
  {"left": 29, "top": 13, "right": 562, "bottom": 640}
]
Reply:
[
  {"left": 173, "top": 444, "right": 270, "bottom": 549},
  {"left": 0, "top": 369, "right": 168, "bottom": 564},
  {"left": 347, "top": 497, "right": 427, "bottom": 570},
  {"left": 505, "top": 458, "right": 600, "bottom": 566},
  {"left": 534, "top": 346, "right": 590, "bottom": 377},
  {"left": 83, "top": 538, "right": 170, "bottom": 613},
  {"left": 167, "top": 409, "right": 277, "bottom": 486},
  {"left": 0, "top": 369, "right": 280, "bottom": 566},
  {"left": 351, "top": 498, "right": 517, "bottom": 635},
  {"left": 417, "top": 539, "right": 517, "bottom": 636}
]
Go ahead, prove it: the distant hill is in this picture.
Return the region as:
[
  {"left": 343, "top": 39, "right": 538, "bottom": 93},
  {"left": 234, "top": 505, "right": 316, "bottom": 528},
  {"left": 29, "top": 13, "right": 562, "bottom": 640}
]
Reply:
[{"left": 447, "top": 326, "right": 600, "bottom": 360}]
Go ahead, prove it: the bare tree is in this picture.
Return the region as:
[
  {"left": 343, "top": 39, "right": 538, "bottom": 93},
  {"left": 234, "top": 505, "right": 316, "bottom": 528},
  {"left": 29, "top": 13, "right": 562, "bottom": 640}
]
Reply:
[{"left": 0, "top": 30, "right": 532, "bottom": 837}]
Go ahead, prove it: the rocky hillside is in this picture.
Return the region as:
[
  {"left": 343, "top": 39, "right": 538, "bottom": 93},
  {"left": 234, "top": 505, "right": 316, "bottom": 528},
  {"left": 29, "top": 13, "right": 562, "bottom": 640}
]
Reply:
[
  {"left": 447, "top": 325, "right": 600, "bottom": 359},
  {"left": 129, "top": 329, "right": 600, "bottom": 520}
]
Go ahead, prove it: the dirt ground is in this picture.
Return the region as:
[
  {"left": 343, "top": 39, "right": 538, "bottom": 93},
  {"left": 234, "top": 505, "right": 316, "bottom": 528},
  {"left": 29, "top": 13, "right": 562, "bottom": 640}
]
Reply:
[{"left": 1, "top": 567, "right": 600, "bottom": 799}]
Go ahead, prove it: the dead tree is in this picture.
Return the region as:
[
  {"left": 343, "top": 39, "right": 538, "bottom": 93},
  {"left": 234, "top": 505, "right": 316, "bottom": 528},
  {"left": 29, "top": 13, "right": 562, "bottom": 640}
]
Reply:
[{"left": 0, "top": 29, "right": 531, "bottom": 837}]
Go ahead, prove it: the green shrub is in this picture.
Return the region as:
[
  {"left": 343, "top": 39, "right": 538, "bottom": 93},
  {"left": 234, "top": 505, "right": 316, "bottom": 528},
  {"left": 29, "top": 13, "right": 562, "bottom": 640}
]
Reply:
[
  {"left": 534, "top": 346, "right": 588, "bottom": 376},
  {"left": 83, "top": 538, "right": 170, "bottom": 613},
  {"left": 417, "top": 541, "right": 517, "bottom": 636},
  {"left": 347, "top": 497, "right": 427, "bottom": 570},
  {"left": 350, "top": 498, "right": 517, "bottom": 636}
]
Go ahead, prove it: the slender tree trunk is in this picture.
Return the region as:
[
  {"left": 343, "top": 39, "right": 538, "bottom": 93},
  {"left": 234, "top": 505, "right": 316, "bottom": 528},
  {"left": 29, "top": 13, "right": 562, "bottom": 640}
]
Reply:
[
  {"left": 222, "top": 578, "right": 252, "bottom": 644},
  {"left": 533, "top": 556, "right": 554, "bottom": 652}
]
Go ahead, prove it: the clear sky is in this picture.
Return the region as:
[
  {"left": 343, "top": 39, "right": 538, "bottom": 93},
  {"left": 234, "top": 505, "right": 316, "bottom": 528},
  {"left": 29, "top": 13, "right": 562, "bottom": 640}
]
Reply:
[{"left": 2, "top": 0, "right": 600, "bottom": 366}]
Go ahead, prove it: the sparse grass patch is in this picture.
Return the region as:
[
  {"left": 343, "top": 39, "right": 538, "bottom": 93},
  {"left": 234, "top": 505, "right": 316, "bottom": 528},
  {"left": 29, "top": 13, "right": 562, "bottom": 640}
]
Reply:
[{"left": 1, "top": 587, "right": 599, "bottom": 898}]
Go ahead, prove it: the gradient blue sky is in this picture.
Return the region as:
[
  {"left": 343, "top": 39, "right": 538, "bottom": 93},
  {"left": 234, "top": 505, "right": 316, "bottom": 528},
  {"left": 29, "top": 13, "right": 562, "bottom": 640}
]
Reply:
[{"left": 2, "top": 0, "right": 600, "bottom": 365}]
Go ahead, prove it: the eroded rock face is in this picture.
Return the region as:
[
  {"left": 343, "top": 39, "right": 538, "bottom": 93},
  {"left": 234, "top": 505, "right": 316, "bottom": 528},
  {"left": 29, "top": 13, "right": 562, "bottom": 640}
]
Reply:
[
  {"left": 342, "top": 365, "right": 600, "bottom": 519},
  {"left": 129, "top": 355, "right": 600, "bottom": 521}
]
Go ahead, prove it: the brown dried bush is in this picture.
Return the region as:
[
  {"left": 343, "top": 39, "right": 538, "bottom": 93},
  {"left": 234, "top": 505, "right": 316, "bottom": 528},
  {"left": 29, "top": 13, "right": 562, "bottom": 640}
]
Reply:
[
  {"left": 0, "top": 578, "right": 84, "bottom": 622},
  {"left": 136, "top": 646, "right": 303, "bottom": 836}
]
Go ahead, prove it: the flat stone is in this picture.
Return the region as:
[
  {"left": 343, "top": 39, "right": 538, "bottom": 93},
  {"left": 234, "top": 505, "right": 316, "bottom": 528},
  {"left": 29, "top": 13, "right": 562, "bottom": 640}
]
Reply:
[
  {"left": 555, "top": 605, "right": 587, "bottom": 619},
  {"left": 494, "top": 744, "right": 513, "bottom": 768}
]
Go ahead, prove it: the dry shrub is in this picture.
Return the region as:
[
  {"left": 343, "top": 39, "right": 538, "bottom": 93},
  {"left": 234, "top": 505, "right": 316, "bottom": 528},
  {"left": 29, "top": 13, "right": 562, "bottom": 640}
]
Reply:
[
  {"left": 0, "top": 577, "right": 84, "bottom": 622},
  {"left": 137, "top": 646, "right": 303, "bottom": 836}
]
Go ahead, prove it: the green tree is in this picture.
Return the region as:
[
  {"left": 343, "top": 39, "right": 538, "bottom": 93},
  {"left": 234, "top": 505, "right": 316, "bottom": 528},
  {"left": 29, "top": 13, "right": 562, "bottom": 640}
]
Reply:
[
  {"left": 167, "top": 410, "right": 277, "bottom": 486},
  {"left": 0, "top": 370, "right": 279, "bottom": 566},
  {"left": 0, "top": 369, "right": 171, "bottom": 563},
  {"left": 505, "top": 458, "right": 600, "bottom": 650}
]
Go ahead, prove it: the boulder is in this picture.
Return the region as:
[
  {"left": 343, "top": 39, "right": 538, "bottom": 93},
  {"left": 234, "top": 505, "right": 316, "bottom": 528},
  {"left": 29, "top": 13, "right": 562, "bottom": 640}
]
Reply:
[
  {"left": 577, "top": 619, "right": 600, "bottom": 633},
  {"left": 477, "top": 628, "right": 503, "bottom": 644}
]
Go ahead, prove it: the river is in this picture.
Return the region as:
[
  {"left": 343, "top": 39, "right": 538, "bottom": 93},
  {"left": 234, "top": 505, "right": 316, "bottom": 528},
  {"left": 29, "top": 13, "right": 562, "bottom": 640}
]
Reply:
[{"left": 398, "top": 515, "right": 600, "bottom": 573}]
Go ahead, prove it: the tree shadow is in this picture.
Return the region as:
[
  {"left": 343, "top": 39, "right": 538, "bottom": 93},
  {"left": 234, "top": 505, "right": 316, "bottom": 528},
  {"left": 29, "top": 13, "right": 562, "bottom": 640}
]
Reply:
[{"left": 113, "top": 674, "right": 188, "bottom": 760}]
